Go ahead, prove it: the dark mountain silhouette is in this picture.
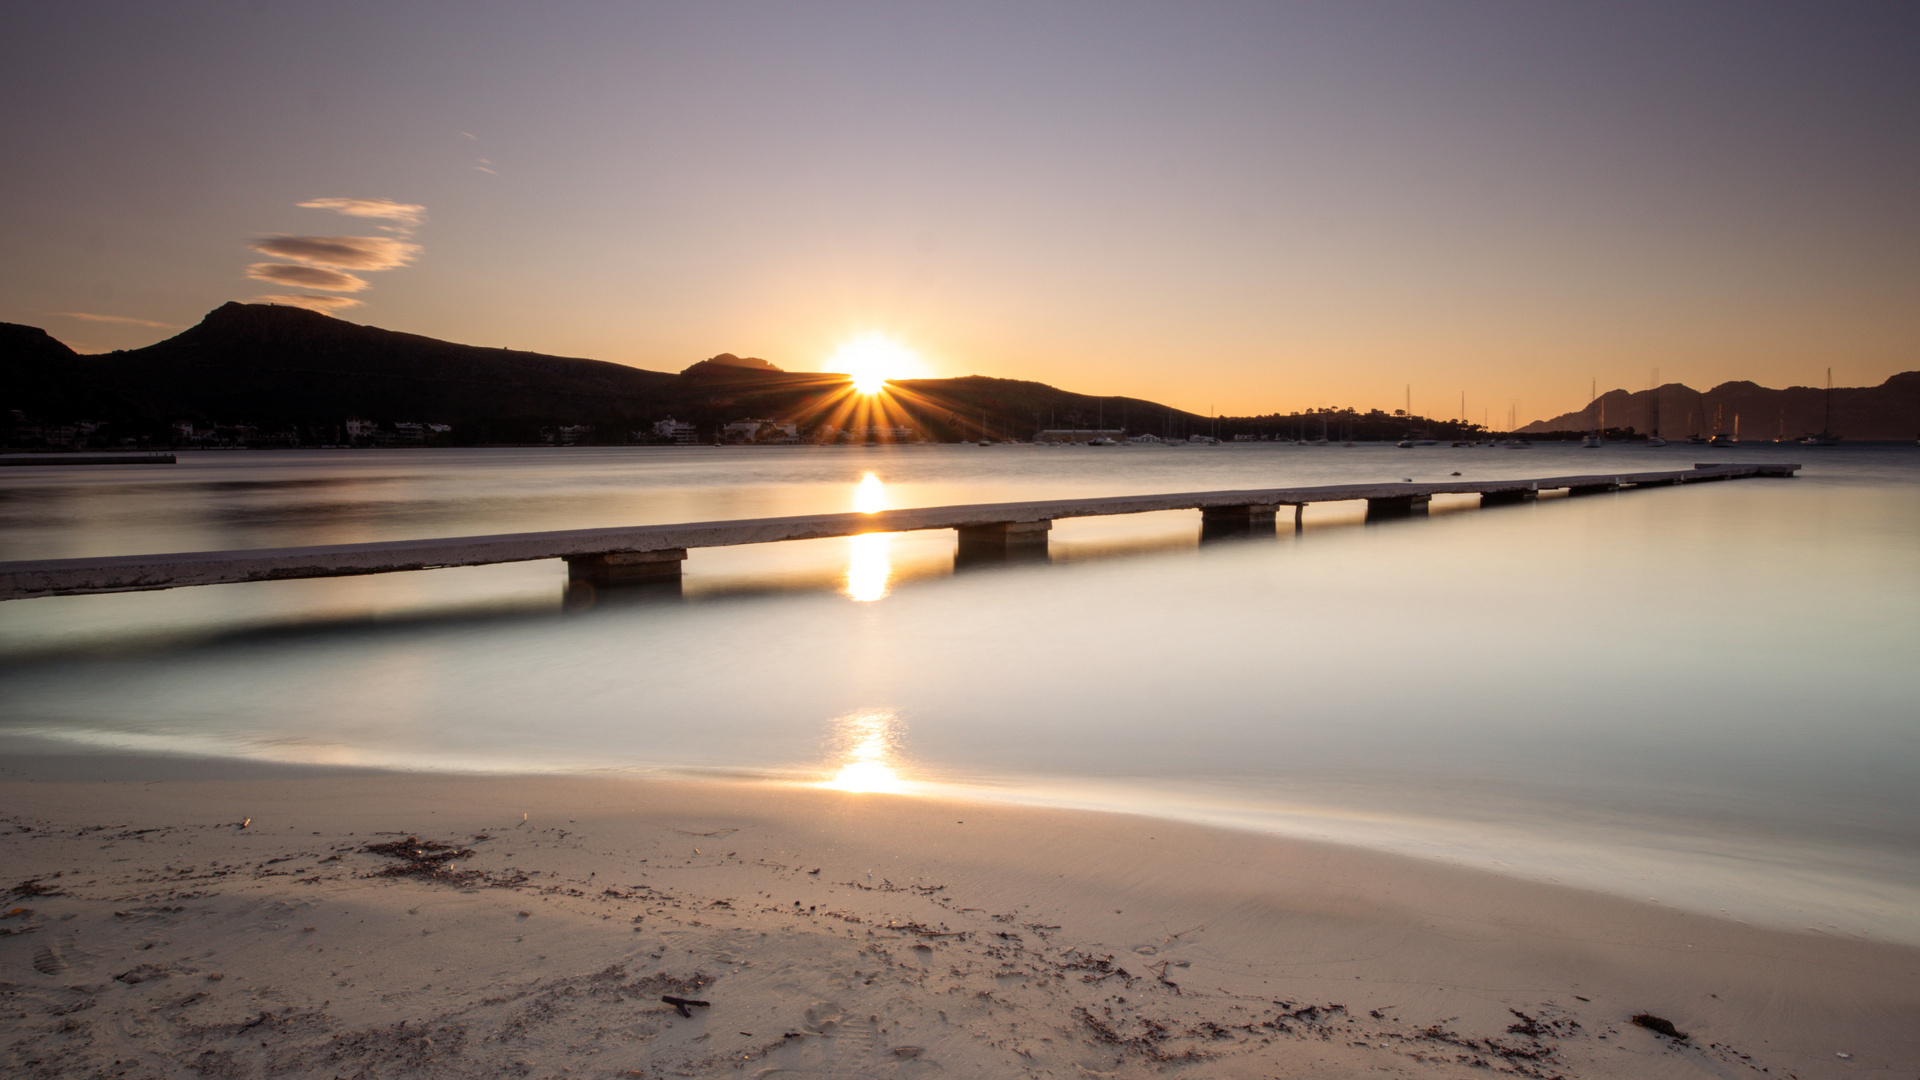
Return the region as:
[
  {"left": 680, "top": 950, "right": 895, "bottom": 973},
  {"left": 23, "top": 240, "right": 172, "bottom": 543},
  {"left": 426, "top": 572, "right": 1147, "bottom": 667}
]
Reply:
[
  {"left": 682, "top": 352, "right": 783, "bottom": 375},
  {"left": 0, "top": 322, "right": 88, "bottom": 418},
  {"left": 3, "top": 302, "right": 683, "bottom": 425},
  {"left": 0, "top": 303, "right": 1211, "bottom": 442},
  {"left": 1519, "top": 375, "right": 1920, "bottom": 441},
  {"left": 24, "top": 303, "right": 1901, "bottom": 445}
]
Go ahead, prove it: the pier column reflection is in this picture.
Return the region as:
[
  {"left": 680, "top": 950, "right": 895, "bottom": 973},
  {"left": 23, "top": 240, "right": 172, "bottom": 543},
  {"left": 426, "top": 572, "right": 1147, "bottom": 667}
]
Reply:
[{"left": 561, "top": 576, "right": 682, "bottom": 612}]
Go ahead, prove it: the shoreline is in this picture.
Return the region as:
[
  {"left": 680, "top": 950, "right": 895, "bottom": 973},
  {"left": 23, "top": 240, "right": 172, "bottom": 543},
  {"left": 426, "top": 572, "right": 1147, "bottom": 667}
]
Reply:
[
  {"left": 8, "top": 735, "right": 1916, "bottom": 948},
  {"left": 4, "top": 753, "right": 1915, "bottom": 1077}
]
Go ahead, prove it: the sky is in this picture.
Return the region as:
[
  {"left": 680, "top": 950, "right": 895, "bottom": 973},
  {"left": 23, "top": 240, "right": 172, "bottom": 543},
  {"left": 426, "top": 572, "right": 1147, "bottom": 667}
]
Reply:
[{"left": 3, "top": 2, "right": 1916, "bottom": 423}]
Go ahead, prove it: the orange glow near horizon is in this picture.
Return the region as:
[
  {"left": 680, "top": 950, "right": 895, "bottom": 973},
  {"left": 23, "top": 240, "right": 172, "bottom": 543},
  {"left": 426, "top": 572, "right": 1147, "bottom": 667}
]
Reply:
[
  {"left": 753, "top": 354, "right": 1024, "bottom": 445},
  {"left": 819, "top": 710, "right": 911, "bottom": 794}
]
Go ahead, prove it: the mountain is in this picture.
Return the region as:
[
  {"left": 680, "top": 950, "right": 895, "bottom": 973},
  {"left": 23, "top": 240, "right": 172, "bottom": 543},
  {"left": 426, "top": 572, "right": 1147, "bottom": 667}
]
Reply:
[
  {"left": 2, "top": 302, "right": 683, "bottom": 426},
  {"left": 0, "top": 322, "right": 87, "bottom": 418},
  {"left": 0, "top": 303, "right": 1210, "bottom": 442},
  {"left": 681, "top": 353, "right": 783, "bottom": 375},
  {"left": 1517, "top": 375, "right": 1920, "bottom": 441}
]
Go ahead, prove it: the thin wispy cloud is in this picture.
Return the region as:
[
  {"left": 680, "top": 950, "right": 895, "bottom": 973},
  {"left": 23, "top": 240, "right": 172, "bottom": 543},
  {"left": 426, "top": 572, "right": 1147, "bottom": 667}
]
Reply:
[
  {"left": 296, "top": 197, "right": 425, "bottom": 229},
  {"left": 461, "top": 132, "right": 496, "bottom": 175},
  {"left": 245, "top": 263, "right": 370, "bottom": 292},
  {"left": 249, "top": 235, "right": 420, "bottom": 271},
  {"left": 249, "top": 293, "right": 364, "bottom": 313},
  {"left": 50, "top": 311, "right": 183, "bottom": 329}
]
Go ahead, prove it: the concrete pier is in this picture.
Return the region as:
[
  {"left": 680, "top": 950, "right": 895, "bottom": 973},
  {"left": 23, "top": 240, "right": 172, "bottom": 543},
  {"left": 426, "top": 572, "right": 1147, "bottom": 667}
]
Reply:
[
  {"left": 0, "top": 453, "right": 176, "bottom": 467},
  {"left": 0, "top": 462, "right": 1799, "bottom": 600}
]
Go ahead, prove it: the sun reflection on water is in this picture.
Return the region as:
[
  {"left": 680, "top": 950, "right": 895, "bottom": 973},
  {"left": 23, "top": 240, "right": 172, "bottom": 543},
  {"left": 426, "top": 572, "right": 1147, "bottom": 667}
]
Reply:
[
  {"left": 845, "top": 472, "right": 892, "bottom": 602},
  {"left": 853, "top": 471, "right": 887, "bottom": 514},
  {"left": 819, "top": 710, "right": 912, "bottom": 793},
  {"left": 845, "top": 533, "right": 892, "bottom": 602}
]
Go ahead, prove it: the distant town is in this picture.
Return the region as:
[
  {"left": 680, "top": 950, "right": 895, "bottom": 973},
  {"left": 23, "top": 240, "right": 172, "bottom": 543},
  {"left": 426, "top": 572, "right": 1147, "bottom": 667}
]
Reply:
[{"left": 4, "top": 404, "right": 1523, "bottom": 451}]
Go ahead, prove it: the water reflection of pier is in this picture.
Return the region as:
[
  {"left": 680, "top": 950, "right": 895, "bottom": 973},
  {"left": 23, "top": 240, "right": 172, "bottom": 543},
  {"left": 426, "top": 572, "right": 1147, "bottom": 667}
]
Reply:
[{"left": 0, "top": 463, "right": 1798, "bottom": 600}]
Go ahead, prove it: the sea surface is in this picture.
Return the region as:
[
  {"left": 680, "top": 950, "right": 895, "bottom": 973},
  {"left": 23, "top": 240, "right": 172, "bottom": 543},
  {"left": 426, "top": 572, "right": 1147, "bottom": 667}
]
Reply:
[{"left": 3, "top": 442, "right": 1917, "bottom": 942}]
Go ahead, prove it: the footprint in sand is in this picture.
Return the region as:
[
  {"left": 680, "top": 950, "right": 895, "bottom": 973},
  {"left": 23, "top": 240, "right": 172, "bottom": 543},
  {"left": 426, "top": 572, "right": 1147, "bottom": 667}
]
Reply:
[
  {"left": 771, "top": 1002, "right": 921, "bottom": 1075},
  {"left": 32, "top": 943, "right": 67, "bottom": 975}
]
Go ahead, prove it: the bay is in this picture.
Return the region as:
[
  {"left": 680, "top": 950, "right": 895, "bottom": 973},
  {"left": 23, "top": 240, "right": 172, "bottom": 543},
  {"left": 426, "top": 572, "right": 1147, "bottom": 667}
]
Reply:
[{"left": 3, "top": 442, "right": 1916, "bottom": 941}]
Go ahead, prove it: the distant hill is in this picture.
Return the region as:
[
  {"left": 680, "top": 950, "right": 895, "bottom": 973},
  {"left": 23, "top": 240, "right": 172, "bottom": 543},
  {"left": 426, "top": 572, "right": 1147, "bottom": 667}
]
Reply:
[
  {"left": 681, "top": 352, "right": 783, "bottom": 375},
  {"left": 0, "top": 303, "right": 1210, "bottom": 443},
  {"left": 2, "top": 302, "right": 680, "bottom": 426},
  {"left": 1518, "top": 374, "right": 1920, "bottom": 441}
]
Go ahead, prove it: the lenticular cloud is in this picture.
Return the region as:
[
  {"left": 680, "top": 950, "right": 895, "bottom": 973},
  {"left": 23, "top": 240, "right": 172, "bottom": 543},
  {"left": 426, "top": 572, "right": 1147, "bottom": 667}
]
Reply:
[
  {"left": 296, "top": 197, "right": 425, "bottom": 228},
  {"left": 247, "top": 293, "right": 364, "bottom": 312},
  {"left": 249, "top": 235, "right": 421, "bottom": 271},
  {"left": 242, "top": 197, "right": 426, "bottom": 312},
  {"left": 245, "top": 263, "right": 370, "bottom": 292}
]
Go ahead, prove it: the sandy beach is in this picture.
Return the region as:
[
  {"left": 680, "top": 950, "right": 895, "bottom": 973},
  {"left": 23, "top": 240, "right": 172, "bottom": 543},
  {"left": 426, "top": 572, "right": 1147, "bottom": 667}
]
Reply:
[{"left": 3, "top": 753, "right": 1914, "bottom": 1079}]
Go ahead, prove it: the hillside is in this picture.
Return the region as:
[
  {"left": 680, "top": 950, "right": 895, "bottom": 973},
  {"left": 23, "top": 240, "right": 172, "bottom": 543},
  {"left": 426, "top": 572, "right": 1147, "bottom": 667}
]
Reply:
[
  {"left": 1519, "top": 375, "right": 1920, "bottom": 441},
  {"left": 2, "top": 302, "right": 682, "bottom": 426},
  {"left": 0, "top": 304, "right": 1210, "bottom": 443}
]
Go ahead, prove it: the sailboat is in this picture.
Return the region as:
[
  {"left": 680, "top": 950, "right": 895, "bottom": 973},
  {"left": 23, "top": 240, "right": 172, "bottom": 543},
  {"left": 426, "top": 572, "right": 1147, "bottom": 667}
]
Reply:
[
  {"left": 1801, "top": 368, "right": 1841, "bottom": 445},
  {"left": 1708, "top": 403, "right": 1736, "bottom": 446},
  {"left": 1710, "top": 410, "right": 1739, "bottom": 447},
  {"left": 1645, "top": 374, "right": 1667, "bottom": 446},
  {"left": 1451, "top": 392, "right": 1472, "bottom": 445},
  {"left": 1580, "top": 379, "right": 1603, "bottom": 447},
  {"left": 1396, "top": 386, "right": 1436, "bottom": 446}
]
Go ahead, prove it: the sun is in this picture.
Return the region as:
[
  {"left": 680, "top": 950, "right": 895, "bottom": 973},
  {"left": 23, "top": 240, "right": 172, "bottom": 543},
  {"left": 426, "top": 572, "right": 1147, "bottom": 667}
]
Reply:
[{"left": 828, "top": 332, "right": 924, "bottom": 394}]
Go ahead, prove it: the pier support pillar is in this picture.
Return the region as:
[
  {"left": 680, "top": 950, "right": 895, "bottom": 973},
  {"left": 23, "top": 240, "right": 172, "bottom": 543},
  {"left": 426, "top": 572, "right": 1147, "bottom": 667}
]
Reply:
[
  {"left": 1479, "top": 487, "right": 1537, "bottom": 506},
  {"left": 955, "top": 520, "right": 1051, "bottom": 563},
  {"left": 565, "top": 548, "right": 687, "bottom": 586},
  {"left": 1201, "top": 503, "right": 1281, "bottom": 524},
  {"left": 1365, "top": 494, "right": 1431, "bottom": 521},
  {"left": 1200, "top": 503, "right": 1281, "bottom": 541}
]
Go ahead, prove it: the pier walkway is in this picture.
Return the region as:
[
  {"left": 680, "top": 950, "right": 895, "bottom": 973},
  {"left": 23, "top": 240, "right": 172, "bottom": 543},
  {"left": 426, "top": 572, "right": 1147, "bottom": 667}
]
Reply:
[{"left": 0, "top": 462, "right": 1797, "bottom": 599}]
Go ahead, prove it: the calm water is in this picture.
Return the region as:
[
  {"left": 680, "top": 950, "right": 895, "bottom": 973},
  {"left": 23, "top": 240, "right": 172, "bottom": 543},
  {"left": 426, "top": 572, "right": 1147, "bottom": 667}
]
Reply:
[{"left": 3, "top": 443, "right": 1917, "bottom": 941}]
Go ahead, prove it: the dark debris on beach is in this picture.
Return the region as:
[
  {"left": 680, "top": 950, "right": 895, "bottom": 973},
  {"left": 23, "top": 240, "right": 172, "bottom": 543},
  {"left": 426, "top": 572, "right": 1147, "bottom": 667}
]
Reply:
[{"left": 360, "top": 836, "right": 528, "bottom": 889}]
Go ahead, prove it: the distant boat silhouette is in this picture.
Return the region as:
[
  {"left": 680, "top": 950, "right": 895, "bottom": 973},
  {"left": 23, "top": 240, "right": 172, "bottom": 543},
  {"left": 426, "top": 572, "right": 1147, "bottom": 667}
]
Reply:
[
  {"left": 1645, "top": 373, "right": 1667, "bottom": 446},
  {"left": 1710, "top": 411, "right": 1739, "bottom": 447},
  {"left": 1708, "top": 404, "right": 1736, "bottom": 446},
  {"left": 1801, "top": 367, "right": 1841, "bottom": 445}
]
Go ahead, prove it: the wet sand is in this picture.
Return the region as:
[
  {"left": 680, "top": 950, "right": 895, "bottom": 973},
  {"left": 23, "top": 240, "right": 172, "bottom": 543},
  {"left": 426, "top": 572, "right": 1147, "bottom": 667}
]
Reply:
[{"left": 3, "top": 755, "right": 1916, "bottom": 1078}]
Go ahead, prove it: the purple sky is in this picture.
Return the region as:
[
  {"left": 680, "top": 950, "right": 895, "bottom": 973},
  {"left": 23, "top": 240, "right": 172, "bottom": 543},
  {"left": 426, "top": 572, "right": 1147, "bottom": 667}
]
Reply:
[{"left": 4, "top": 2, "right": 1915, "bottom": 421}]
